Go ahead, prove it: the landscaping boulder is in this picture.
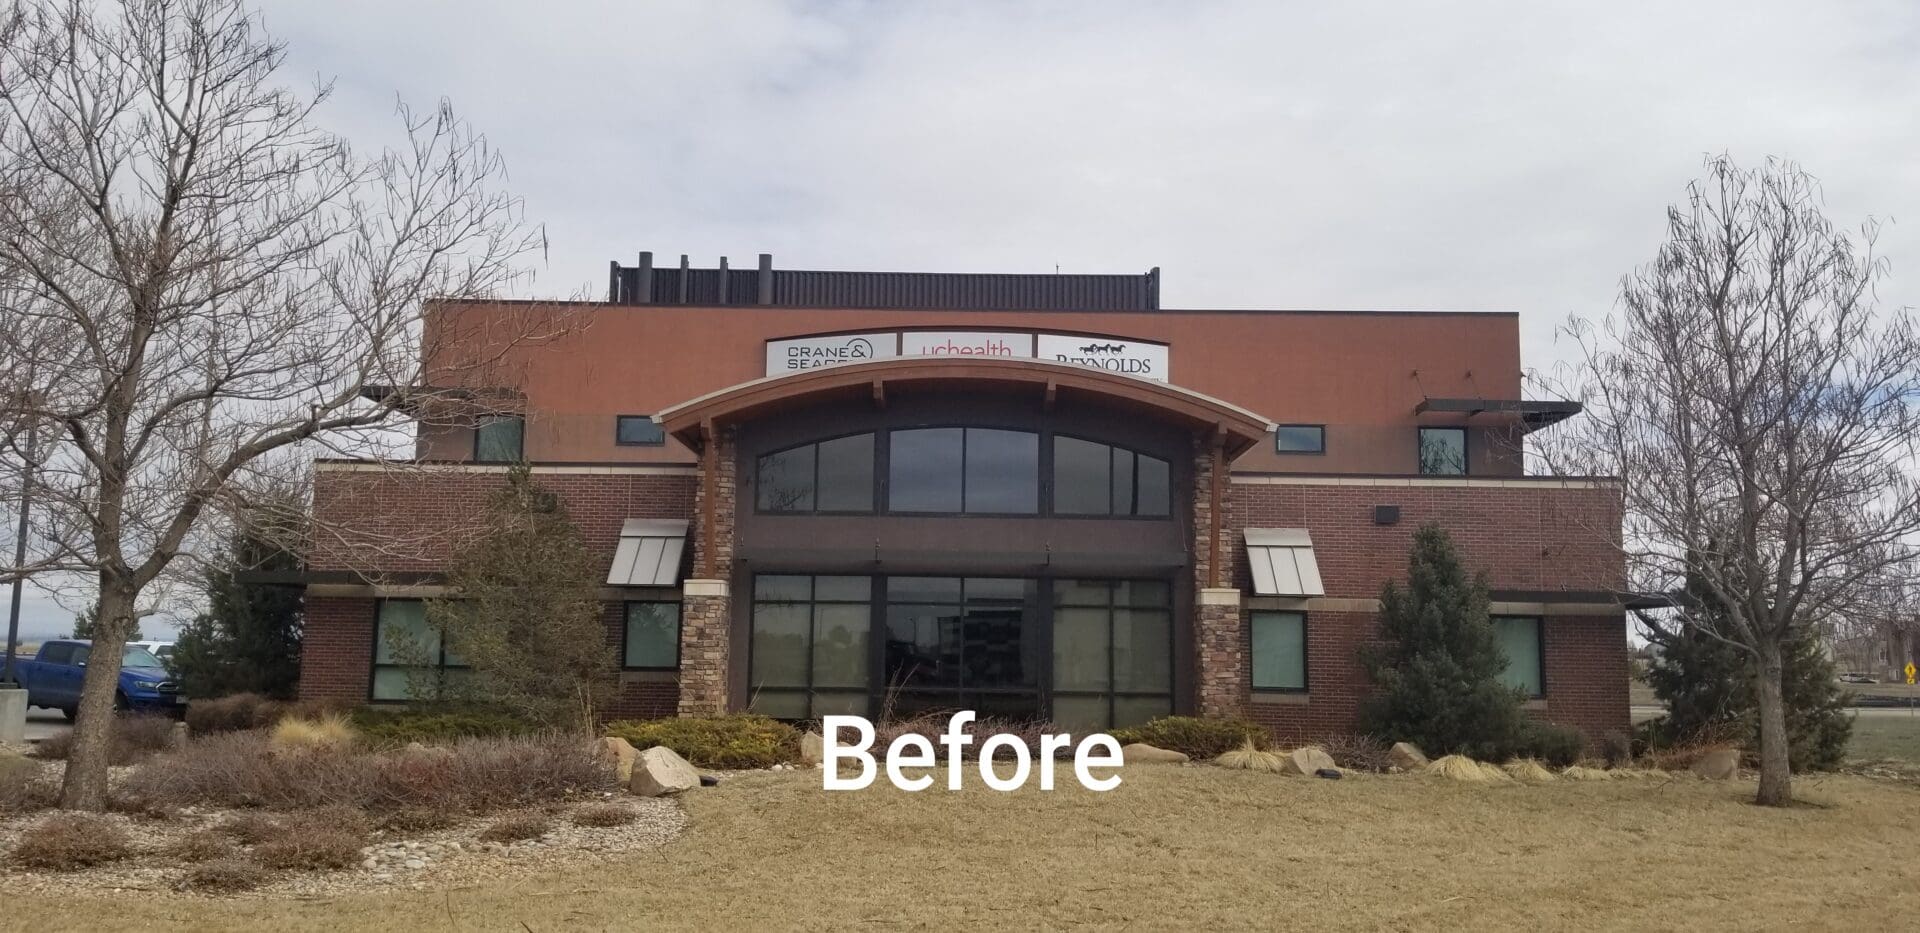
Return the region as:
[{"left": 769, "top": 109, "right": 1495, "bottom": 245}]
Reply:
[
  {"left": 1690, "top": 749, "right": 1741, "bottom": 780},
  {"left": 1122, "top": 743, "right": 1190, "bottom": 765},
  {"left": 1279, "top": 746, "right": 1339, "bottom": 777},
  {"left": 597, "top": 736, "right": 640, "bottom": 784},
  {"left": 629, "top": 746, "right": 701, "bottom": 797},
  {"left": 1388, "top": 742, "right": 1428, "bottom": 772},
  {"left": 799, "top": 731, "right": 824, "bottom": 765}
]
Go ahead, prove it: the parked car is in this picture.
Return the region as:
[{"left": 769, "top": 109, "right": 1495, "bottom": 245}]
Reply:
[
  {"left": 127, "top": 640, "right": 177, "bottom": 667},
  {"left": 12, "top": 639, "right": 183, "bottom": 718},
  {"left": 1839, "top": 672, "right": 1877, "bottom": 684}
]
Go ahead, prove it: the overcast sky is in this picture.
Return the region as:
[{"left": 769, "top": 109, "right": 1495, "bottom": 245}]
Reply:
[{"left": 9, "top": 0, "right": 1918, "bottom": 642}]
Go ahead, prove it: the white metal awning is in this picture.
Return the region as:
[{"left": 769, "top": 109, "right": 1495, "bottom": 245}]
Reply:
[
  {"left": 1244, "top": 528, "right": 1325, "bottom": 597},
  {"left": 606, "top": 519, "right": 689, "bottom": 587}
]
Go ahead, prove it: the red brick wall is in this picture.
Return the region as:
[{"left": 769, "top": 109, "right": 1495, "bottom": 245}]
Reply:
[
  {"left": 300, "top": 596, "right": 376, "bottom": 701},
  {"left": 1233, "top": 479, "right": 1629, "bottom": 745},
  {"left": 309, "top": 467, "right": 696, "bottom": 573}
]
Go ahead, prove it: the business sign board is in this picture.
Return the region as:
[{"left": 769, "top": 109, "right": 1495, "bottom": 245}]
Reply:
[
  {"left": 764, "top": 330, "right": 1171, "bottom": 382},
  {"left": 765, "top": 333, "right": 900, "bottom": 374}
]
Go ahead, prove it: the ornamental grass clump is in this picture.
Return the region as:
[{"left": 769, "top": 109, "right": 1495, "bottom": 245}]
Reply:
[
  {"left": 271, "top": 713, "right": 357, "bottom": 752},
  {"left": 1426, "top": 755, "right": 1494, "bottom": 782},
  {"left": 1560, "top": 765, "right": 1614, "bottom": 781},
  {"left": 1213, "top": 738, "right": 1285, "bottom": 773},
  {"left": 1502, "top": 759, "right": 1556, "bottom": 783}
]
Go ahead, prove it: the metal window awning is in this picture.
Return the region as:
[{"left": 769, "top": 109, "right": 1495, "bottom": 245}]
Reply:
[
  {"left": 1244, "top": 528, "right": 1326, "bottom": 597},
  {"left": 1413, "top": 397, "right": 1582, "bottom": 431},
  {"left": 607, "top": 519, "right": 689, "bottom": 587}
]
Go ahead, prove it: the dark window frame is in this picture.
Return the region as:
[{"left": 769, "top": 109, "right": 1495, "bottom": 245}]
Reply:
[
  {"left": 886, "top": 425, "right": 1042, "bottom": 517},
  {"left": 1491, "top": 614, "right": 1547, "bottom": 699},
  {"left": 368, "top": 598, "right": 471, "bottom": 704},
  {"left": 1417, "top": 426, "right": 1469, "bottom": 476},
  {"left": 621, "top": 600, "right": 683, "bottom": 670},
  {"left": 754, "top": 431, "right": 879, "bottom": 516},
  {"left": 1248, "top": 610, "right": 1309, "bottom": 693},
  {"left": 472, "top": 415, "right": 525, "bottom": 463},
  {"left": 1273, "top": 424, "right": 1326, "bottom": 455},
  {"left": 615, "top": 415, "right": 666, "bottom": 447}
]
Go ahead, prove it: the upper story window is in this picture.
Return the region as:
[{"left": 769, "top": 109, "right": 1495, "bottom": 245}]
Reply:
[
  {"left": 1274, "top": 425, "right": 1325, "bottom": 455},
  {"left": 757, "top": 433, "right": 876, "bottom": 513},
  {"left": 616, "top": 415, "right": 666, "bottom": 446},
  {"left": 890, "top": 428, "right": 1039, "bottom": 514},
  {"left": 474, "top": 415, "right": 524, "bottom": 463},
  {"left": 1417, "top": 427, "right": 1467, "bottom": 475},
  {"left": 754, "top": 426, "right": 1170, "bottom": 518},
  {"left": 1053, "top": 436, "right": 1170, "bottom": 517}
]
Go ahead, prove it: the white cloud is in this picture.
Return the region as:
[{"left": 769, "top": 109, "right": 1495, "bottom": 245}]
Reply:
[{"left": 254, "top": 0, "right": 1918, "bottom": 375}]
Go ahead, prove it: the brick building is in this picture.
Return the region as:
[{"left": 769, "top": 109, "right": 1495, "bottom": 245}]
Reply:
[{"left": 296, "top": 255, "right": 1632, "bottom": 744}]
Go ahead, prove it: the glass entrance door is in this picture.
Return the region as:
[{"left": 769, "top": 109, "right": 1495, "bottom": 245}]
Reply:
[{"left": 747, "top": 574, "right": 1172, "bottom": 728}]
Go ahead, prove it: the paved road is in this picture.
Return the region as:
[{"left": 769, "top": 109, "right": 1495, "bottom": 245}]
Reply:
[
  {"left": 23, "top": 706, "right": 68, "bottom": 744},
  {"left": 1634, "top": 704, "right": 1920, "bottom": 722}
]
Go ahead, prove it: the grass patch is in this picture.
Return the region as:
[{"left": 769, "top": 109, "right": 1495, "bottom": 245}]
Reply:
[
  {"left": 1847, "top": 713, "right": 1920, "bottom": 763},
  {"left": 3, "top": 768, "right": 1920, "bottom": 928}
]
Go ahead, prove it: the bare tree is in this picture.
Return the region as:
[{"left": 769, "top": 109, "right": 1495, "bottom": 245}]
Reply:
[
  {"left": 0, "top": 0, "right": 564, "bottom": 809},
  {"left": 1541, "top": 156, "right": 1920, "bottom": 806}
]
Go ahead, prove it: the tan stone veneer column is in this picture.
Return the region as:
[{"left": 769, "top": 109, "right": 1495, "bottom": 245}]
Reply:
[
  {"left": 678, "top": 425, "right": 737, "bottom": 717},
  {"left": 1192, "top": 432, "right": 1248, "bottom": 718}
]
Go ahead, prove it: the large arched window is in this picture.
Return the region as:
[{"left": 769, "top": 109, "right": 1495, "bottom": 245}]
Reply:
[
  {"left": 1052, "top": 436, "right": 1171, "bottom": 517},
  {"left": 756, "top": 433, "right": 876, "bottom": 513}
]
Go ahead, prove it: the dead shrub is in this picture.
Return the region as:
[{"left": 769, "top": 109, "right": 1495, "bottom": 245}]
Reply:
[
  {"left": 180, "top": 857, "right": 271, "bottom": 893},
  {"left": 215, "top": 811, "right": 285, "bottom": 845},
  {"left": 377, "top": 807, "right": 457, "bottom": 833},
  {"left": 868, "top": 713, "right": 1062, "bottom": 761},
  {"left": 1639, "top": 741, "right": 1739, "bottom": 773},
  {"left": 1320, "top": 735, "right": 1393, "bottom": 773},
  {"left": 0, "top": 755, "right": 53, "bottom": 814},
  {"left": 168, "top": 830, "right": 237, "bottom": 863},
  {"left": 185, "top": 694, "right": 284, "bottom": 736},
  {"left": 31, "top": 713, "right": 177, "bottom": 765},
  {"left": 121, "top": 732, "right": 614, "bottom": 815},
  {"left": 477, "top": 812, "right": 550, "bottom": 843},
  {"left": 252, "top": 823, "right": 366, "bottom": 871},
  {"left": 9, "top": 814, "right": 131, "bottom": 870},
  {"left": 571, "top": 803, "right": 637, "bottom": 827}
]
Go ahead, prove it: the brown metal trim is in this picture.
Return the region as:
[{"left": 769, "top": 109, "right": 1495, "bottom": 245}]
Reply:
[{"left": 658, "top": 358, "right": 1272, "bottom": 458}]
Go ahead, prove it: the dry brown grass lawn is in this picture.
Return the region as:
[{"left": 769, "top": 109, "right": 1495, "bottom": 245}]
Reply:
[{"left": 5, "top": 767, "right": 1919, "bottom": 931}]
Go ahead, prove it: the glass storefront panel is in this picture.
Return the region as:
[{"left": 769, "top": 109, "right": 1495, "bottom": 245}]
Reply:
[
  {"left": 1053, "top": 607, "right": 1109, "bottom": 691},
  {"left": 750, "top": 602, "right": 810, "bottom": 687},
  {"left": 812, "top": 604, "right": 870, "bottom": 689},
  {"left": 1113, "top": 608, "right": 1172, "bottom": 692}
]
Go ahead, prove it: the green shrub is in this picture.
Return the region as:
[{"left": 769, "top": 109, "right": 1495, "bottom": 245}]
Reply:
[
  {"left": 1108, "top": 716, "right": 1269, "bottom": 759},
  {"left": 348, "top": 706, "right": 536, "bottom": 746},
  {"left": 603, "top": 714, "right": 800, "bottom": 769},
  {"left": 1513, "top": 722, "right": 1585, "bottom": 768}
]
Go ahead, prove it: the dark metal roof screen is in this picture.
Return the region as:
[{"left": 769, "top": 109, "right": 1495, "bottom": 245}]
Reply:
[{"left": 610, "top": 253, "right": 1159, "bottom": 311}]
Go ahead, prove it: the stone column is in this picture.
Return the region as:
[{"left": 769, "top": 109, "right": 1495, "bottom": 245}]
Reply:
[
  {"left": 678, "top": 426, "right": 737, "bottom": 717},
  {"left": 1191, "top": 433, "right": 1247, "bottom": 718}
]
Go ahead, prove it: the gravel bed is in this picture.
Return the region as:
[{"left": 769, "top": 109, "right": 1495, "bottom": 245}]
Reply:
[{"left": 0, "top": 788, "right": 687, "bottom": 899}]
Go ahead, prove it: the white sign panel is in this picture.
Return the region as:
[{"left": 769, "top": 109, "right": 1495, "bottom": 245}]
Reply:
[
  {"left": 763, "top": 330, "right": 1171, "bottom": 382},
  {"left": 1035, "top": 333, "right": 1169, "bottom": 382},
  {"left": 901, "top": 331, "right": 1035, "bottom": 359},
  {"left": 765, "top": 332, "right": 899, "bottom": 374}
]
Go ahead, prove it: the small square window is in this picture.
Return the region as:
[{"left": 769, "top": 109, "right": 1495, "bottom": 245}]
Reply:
[
  {"left": 473, "top": 416, "right": 524, "bottom": 463},
  {"left": 1275, "top": 425, "right": 1325, "bottom": 454},
  {"left": 1250, "top": 611, "right": 1306, "bottom": 691},
  {"left": 616, "top": 416, "right": 666, "bottom": 446},
  {"left": 624, "top": 602, "right": 681, "bottom": 669},
  {"left": 1417, "top": 427, "right": 1467, "bottom": 475}
]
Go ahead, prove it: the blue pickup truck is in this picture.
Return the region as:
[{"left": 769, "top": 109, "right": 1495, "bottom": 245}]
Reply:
[{"left": 14, "top": 640, "right": 183, "bottom": 718}]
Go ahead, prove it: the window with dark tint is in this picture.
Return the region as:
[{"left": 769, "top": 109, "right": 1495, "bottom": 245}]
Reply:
[
  {"left": 1493, "top": 616, "right": 1544, "bottom": 697},
  {"left": 748, "top": 575, "right": 872, "bottom": 720},
  {"left": 39, "top": 642, "right": 72, "bottom": 665},
  {"left": 616, "top": 416, "right": 666, "bottom": 446},
  {"left": 371, "top": 600, "right": 469, "bottom": 701},
  {"left": 1250, "top": 611, "right": 1306, "bottom": 691},
  {"left": 1275, "top": 425, "right": 1325, "bottom": 454},
  {"left": 473, "top": 416, "right": 524, "bottom": 463},
  {"left": 1052, "top": 437, "right": 1170, "bottom": 517},
  {"left": 890, "top": 428, "right": 1038, "bottom": 514},
  {"left": 1417, "top": 427, "right": 1467, "bottom": 475},
  {"left": 623, "top": 602, "right": 681, "bottom": 669},
  {"left": 1051, "top": 579, "right": 1172, "bottom": 730},
  {"left": 755, "top": 434, "right": 875, "bottom": 513}
]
